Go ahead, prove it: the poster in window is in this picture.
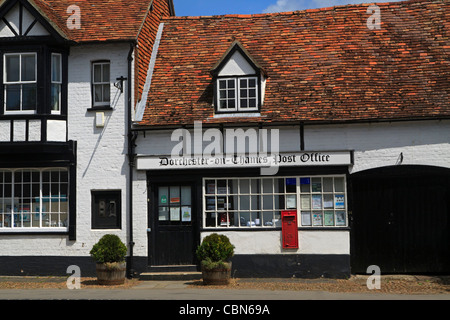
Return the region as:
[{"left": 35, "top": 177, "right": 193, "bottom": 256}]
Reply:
[
  {"left": 217, "top": 197, "right": 226, "bottom": 210},
  {"left": 311, "top": 180, "right": 322, "bottom": 192},
  {"left": 170, "top": 207, "right": 180, "bottom": 221},
  {"left": 181, "top": 206, "right": 191, "bottom": 222},
  {"left": 286, "top": 195, "right": 296, "bottom": 209},
  {"left": 300, "top": 195, "right": 310, "bottom": 210},
  {"left": 301, "top": 211, "right": 311, "bottom": 226},
  {"left": 206, "top": 183, "right": 215, "bottom": 194},
  {"left": 324, "top": 211, "right": 334, "bottom": 226},
  {"left": 312, "top": 195, "right": 322, "bottom": 209},
  {"left": 335, "top": 195, "right": 345, "bottom": 209},
  {"left": 336, "top": 211, "right": 346, "bottom": 226},
  {"left": 206, "top": 197, "right": 215, "bottom": 210},
  {"left": 312, "top": 212, "right": 323, "bottom": 226}
]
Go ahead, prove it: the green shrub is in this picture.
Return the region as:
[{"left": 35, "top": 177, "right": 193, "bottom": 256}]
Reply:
[
  {"left": 90, "top": 234, "right": 127, "bottom": 264},
  {"left": 196, "top": 233, "right": 234, "bottom": 263},
  {"left": 201, "top": 258, "right": 230, "bottom": 271}
]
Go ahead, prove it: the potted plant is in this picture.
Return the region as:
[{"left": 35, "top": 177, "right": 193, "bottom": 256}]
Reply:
[
  {"left": 90, "top": 234, "right": 128, "bottom": 285},
  {"left": 196, "top": 233, "right": 235, "bottom": 285}
]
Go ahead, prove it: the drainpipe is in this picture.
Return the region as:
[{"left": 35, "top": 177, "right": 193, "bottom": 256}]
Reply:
[{"left": 127, "top": 42, "right": 137, "bottom": 278}]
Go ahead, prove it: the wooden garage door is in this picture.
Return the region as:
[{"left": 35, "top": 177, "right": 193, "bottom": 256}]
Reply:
[{"left": 350, "top": 165, "right": 450, "bottom": 274}]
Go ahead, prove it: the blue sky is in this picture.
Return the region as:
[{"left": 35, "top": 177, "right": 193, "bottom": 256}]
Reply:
[{"left": 173, "top": 0, "right": 404, "bottom": 16}]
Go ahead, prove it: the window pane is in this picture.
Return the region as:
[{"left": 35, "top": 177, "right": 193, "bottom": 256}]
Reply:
[
  {"left": 94, "top": 84, "right": 102, "bottom": 102},
  {"left": 240, "top": 179, "right": 250, "bottom": 193},
  {"left": 240, "top": 79, "right": 247, "bottom": 88},
  {"left": 323, "top": 178, "right": 333, "bottom": 192},
  {"left": 21, "top": 55, "right": 36, "bottom": 82},
  {"left": 22, "top": 84, "right": 37, "bottom": 110},
  {"left": 5, "top": 55, "right": 20, "bottom": 82},
  {"left": 158, "top": 187, "right": 168, "bottom": 205},
  {"left": 158, "top": 207, "right": 168, "bottom": 221},
  {"left": 51, "top": 84, "right": 61, "bottom": 111},
  {"left": 5, "top": 85, "right": 20, "bottom": 111},
  {"left": 219, "top": 80, "right": 226, "bottom": 89},
  {"left": 228, "top": 89, "right": 235, "bottom": 99},
  {"left": 51, "top": 54, "right": 61, "bottom": 82},
  {"left": 228, "top": 99, "right": 235, "bottom": 108},
  {"left": 249, "top": 78, "right": 256, "bottom": 87},
  {"left": 227, "top": 79, "right": 235, "bottom": 88},
  {"left": 181, "top": 186, "right": 191, "bottom": 205},
  {"left": 102, "top": 63, "right": 110, "bottom": 82},
  {"left": 103, "top": 84, "right": 110, "bottom": 102},
  {"left": 240, "top": 195, "right": 250, "bottom": 210},
  {"left": 263, "top": 195, "right": 273, "bottom": 209},
  {"left": 170, "top": 186, "right": 180, "bottom": 204},
  {"left": 240, "top": 99, "right": 248, "bottom": 108},
  {"left": 262, "top": 179, "right": 272, "bottom": 193},
  {"left": 249, "top": 99, "right": 256, "bottom": 108},
  {"left": 93, "top": 64, "right": 102, "bottom": 83},
  {"left": 334, "top": 178, "right": 345, "bottom": 192},
  {"left": 220, "top": 100, "right": 227, "bottom": 109}
]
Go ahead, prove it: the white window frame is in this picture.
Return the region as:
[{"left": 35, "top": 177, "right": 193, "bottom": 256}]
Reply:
[
  {"left": 0, "top": 168, "right": 69, "bottom": 232},
  {"left": 3, "top": 52, "right": 37, "bottom": 114},
  {"left": 202, "top": 175, "right": 348, "bottom": 229},
  {"left": 217, "top": 76, "right": 258, "bottom": 113},
  {"left": 50, "top": 53, "right": 62, "bottom": 114},
  {"left": 92, "top": 61, "right": 111, "bottom": 107}
]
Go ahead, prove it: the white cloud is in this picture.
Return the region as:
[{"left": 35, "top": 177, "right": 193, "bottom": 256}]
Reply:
[
  {"left": 263, "top": 0, "right": 306, "bottom": 13},
  {"left": 263, "top": 0, "right": 404, "bottom": 13}
]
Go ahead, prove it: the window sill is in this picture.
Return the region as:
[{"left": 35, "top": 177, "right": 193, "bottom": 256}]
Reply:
[
  {"left": 87, "top": 106, "right": 113, "bottom": 111},
  {"left": 0, "top": 228, "right": 68, "bottom": 235},
  {"left": 213, "top": 112, "right": 261, "bottom": 118}
]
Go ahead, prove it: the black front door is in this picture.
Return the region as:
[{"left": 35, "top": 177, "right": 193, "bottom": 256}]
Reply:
[
  {"left": 350, "top": 165, "right": 450, "bottom": 274},
  {"left": 150, "top": 184, "right": 196, "bottom": 266}
]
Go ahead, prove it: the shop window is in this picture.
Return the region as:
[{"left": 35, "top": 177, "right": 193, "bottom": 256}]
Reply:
[
  {"left": 91, "top": 190, "right": 121, "bottom": 229},
  {"left": 203, "top": 176, "right": 347, "bottom": 228},
  {"left": 0, "top": 168, "right": 68, "bottom": 229}
]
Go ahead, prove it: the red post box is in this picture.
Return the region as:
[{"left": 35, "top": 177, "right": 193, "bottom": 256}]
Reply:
[{"left": 281, "top": 210, "right": 298, "bottom": 249}]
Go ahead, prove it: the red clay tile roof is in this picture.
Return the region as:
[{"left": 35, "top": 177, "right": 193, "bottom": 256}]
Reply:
[
  {"left": 137, "top": 0, "right": 450, "bottom": 128},
  {"left": 14, "top": 0, "right": 174, "bottom": 43}
]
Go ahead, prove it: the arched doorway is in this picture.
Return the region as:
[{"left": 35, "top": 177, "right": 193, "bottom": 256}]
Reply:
[{"left": 350, "top": 165, "right": 450, "bottom": 274}]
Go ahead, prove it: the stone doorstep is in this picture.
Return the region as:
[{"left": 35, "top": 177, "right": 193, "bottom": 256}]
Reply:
[
  {"left": 140, "top": 265, "right": 202, "bottom": 281},
  {"left": 139, "top": 271, "right": 202, "bottom": 281}
]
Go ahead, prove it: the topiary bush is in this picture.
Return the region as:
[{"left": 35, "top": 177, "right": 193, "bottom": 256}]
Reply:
[
  {"left": 90, "top": 234, "right": 127, "bottom": 264},
  {"left": 196, "top": 233, "right": 234, "bottom": 263}
]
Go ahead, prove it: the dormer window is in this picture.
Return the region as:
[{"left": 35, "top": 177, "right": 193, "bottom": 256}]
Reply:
[
  {"left": 217, "top": 76, "right": 258, "bottom": 112},
  {"left": 212, "top": 41, "right": 266, "bottom": 114}
]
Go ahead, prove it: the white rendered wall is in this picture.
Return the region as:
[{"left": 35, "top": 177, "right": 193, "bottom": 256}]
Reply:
[
  {"left": 304, "top": 120, "right": 450, "bottom": 173},
  {"left": 136, "top": 119, "right": 449, "bottom": 258}
]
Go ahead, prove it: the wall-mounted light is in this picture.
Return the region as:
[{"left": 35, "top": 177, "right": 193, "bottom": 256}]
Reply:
[{"left": 114, "top": 76, "right": 128, "bottom": 93}]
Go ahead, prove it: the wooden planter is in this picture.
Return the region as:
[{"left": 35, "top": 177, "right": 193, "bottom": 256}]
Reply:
[
  {"left": 96, "top": 262, "right": 126, "bottom": 285},
  {"left": 201, "top": 262, "right": 232, "bottom": 285}
]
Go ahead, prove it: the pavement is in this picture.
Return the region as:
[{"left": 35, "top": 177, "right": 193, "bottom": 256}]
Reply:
[
  {"left": 0, "top": 277, "right": 449, "bottom": 301},
  {"left": 0, "top": 277, "right": 448, "bottom": 319}
]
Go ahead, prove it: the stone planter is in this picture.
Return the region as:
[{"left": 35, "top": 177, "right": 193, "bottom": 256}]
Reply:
[
  {"left": 96, "top": 262, "right": 126, "bottom": 285},
  {"left": 201, "top": 262, "right": 232, "bottom": 285}
]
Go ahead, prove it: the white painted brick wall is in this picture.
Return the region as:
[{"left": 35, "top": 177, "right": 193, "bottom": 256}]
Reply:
[{"left": 0, "top": 43, "right": 135, "bottom": 260}]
